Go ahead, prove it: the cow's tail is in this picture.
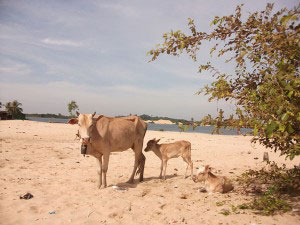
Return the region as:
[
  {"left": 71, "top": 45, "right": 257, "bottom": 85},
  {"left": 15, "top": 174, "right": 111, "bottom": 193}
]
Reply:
[
  {"left": 136, "top": 153, "right": 146, "bottom": 177},
  {"left": 136, "top": 121, "right": 147, "bottom": 181}
]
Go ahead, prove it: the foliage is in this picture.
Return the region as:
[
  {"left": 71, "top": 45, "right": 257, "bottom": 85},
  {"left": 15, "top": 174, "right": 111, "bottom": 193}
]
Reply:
[
  {"left": 148, "top": 4, "right": 300, "bottom": 159},
  {"left": 237, "top": 162, "right": 299, "bottom": 215},
  {"left": 67, "top": 100, "right": 79, "bottom": 117},
  {"left": 177, "top": 122, "right": 190, "bottom": 132},
  {"left": 5, "top": 100, "right": 25, "bottom": 119},
  {"left": 247, "top": 189, "right": 291, "bottom": 215},
  {"left": 238, "top": 162, "right": 300, "bottom": 195}
]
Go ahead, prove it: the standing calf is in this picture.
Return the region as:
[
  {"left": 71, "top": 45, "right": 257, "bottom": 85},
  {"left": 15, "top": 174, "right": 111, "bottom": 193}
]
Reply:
[{"left": 144, "top": 139, "right": 193, "bottom": 179}]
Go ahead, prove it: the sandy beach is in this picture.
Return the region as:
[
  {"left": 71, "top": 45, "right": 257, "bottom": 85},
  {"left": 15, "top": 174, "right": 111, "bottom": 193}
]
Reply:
[{"left": 0, "top": 120, "right": 299, "bottom": 225}]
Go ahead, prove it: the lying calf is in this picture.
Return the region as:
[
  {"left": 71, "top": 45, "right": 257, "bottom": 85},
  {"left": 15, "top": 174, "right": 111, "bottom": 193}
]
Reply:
[
  {"left": 192, "top": 165, "right": 234, "bottom": 193},
  {"left": 144, "top": 138, "right": 193, "bottom": 180}
]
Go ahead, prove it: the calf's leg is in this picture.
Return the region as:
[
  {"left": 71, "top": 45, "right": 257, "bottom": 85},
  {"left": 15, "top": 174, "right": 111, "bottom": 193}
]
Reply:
[
  {"left": 163, "top": 158, "right": 168, "bottom": 180},
  {"left": 102, "top": 154, "right": 110, "bottom": 188},
  {"left": 159, "top": 161, "right": 163, "bottom": 179},
  {"left": 97, "top": 156, "right": 103, "bottom": 189}
]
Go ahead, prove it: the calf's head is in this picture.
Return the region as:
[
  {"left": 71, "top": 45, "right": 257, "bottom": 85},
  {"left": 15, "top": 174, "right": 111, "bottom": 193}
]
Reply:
[
  {"left": 192, "top": 165, "right": 211, "bottom": 183},
  {"left": 144, "top": 138, "right": 160, "bottom": 152},
  {"left": 68, "top": 112, "right": 102, "bottom": 145}
]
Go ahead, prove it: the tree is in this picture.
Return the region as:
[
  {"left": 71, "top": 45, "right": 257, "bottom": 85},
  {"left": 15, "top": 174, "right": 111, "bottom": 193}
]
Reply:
[
  {"left": 68, "top": 100, "right": 79, "bottom": 117},
  {"left": 5, "top": 100, "right": 25, "bottom": 119},
  {"left": 148, "top": 4, "right": 300, "bottom": 159}
]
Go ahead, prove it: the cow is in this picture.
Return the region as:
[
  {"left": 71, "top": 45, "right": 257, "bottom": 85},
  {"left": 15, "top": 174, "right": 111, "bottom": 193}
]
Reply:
[{"left": 68, "top": 112, "right": 147, "bottom": 188}]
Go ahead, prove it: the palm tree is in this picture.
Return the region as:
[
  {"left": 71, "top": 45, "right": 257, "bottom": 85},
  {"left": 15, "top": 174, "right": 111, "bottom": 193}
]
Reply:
[
  {"left": 5, "top": 100, "right": 24, "bottom": 119},
  {"left": 68, "top": 100, "right": 79, "bottom": 117}
]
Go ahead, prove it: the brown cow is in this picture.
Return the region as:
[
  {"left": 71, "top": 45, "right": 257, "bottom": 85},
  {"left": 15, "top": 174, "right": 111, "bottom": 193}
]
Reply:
[{"left": 68, "top": 112, "right": 147, "bottom": 188}]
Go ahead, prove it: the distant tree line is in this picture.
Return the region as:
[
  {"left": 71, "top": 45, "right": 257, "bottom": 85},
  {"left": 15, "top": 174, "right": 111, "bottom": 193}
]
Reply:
[
  {"left": 1, "top": 100, "right": 25, "bottom": 120},
  {"left": 25, "top": 113, "right": 70, "bottom": 119}
]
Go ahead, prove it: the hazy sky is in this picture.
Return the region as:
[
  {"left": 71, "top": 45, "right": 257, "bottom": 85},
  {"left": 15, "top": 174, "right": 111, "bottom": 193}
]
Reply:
[{"left": 0, "top": 0, "right": 297, "bottom": 119}]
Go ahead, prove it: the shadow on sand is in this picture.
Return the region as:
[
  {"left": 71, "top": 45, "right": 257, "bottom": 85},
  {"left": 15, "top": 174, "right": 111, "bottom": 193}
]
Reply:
[{"left": 111, "top": 174, "right": 179, "bottom": 189}]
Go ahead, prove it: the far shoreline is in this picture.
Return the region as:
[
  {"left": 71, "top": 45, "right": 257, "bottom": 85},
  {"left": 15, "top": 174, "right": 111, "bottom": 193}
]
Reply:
[{"left": 21, "top": 117, "right": 252, "bottom": 136}]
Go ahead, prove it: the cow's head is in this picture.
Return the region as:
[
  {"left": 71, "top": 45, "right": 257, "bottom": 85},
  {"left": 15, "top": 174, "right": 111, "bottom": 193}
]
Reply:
[{"left": 68, "top": 112, "right": 102, "bottom": 145}]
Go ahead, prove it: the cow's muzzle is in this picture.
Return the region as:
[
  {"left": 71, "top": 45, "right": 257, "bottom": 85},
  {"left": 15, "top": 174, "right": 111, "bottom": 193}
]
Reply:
[{"left": 81, "top": 137, "right": 91, "bottom": 145}]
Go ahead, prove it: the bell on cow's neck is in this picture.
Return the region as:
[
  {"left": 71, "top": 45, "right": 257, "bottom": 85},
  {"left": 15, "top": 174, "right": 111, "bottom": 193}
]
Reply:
[{"left": 81, "top": 144, "right": 87, "bottom": 155}]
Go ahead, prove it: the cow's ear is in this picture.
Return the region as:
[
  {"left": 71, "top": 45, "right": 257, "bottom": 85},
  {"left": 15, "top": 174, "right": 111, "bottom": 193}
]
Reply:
[
  {"left": 94, "top": 114, "right": 104, "bottom": 122},
  {"left": 67, "top": 118, "right": 78, "bottom": 125}
]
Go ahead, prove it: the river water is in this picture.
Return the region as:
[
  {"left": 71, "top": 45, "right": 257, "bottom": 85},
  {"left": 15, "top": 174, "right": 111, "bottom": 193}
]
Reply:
[{"left": 26, "top": 117, "right": 252, "bottom": 135}]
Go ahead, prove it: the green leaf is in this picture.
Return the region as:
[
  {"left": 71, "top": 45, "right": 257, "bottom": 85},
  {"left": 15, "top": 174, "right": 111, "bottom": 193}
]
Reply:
[
  {"left": 240, "top": 51, "right": 247, "bottom": 58},
  {"left": 288, "top": 91, "right": 293, "bottom": 98},
  {"left": 281, "top": 113, "right": 289, "bottom": 121},
  {"left": 210, "top": 18, "right": 219, "bottom": 26},
  {"left": 253, "top": 125, "right": 258, "bottom": 136},
  {"left": 266, "top": 121, "right": 278, "bottom": 136},
  {"left": 180, "top": 42, "right": 185, "bottom": 49},
  {"left": 287, "top": 124, "right": 294, "bottom": 133},
  {"left": 278, "top": 124, "right": 286, "bottom": 132}
]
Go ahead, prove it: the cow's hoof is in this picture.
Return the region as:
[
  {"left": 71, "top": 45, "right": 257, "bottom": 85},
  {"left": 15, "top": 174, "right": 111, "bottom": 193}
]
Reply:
[{"left": 126, "top": 180, "right": 134, "bottom": 184}]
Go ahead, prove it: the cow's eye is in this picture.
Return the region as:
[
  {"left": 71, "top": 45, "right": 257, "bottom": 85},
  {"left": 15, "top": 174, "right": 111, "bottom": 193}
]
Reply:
[{"left": 78, "top": 124, "right": 81, "bottom": 127}]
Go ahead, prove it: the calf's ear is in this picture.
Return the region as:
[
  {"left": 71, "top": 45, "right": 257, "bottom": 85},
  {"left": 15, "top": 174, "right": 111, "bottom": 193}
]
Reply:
[
  {"left": 204, "top": 165, "right": 211, "bottom": 172},
  {"left": 67, "top": 118, "right": 78, "bottom": 125}
]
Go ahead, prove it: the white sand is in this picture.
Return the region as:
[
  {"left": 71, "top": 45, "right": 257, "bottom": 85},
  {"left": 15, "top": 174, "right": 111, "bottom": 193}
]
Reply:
[
  {"left": 145, "top": 120, "right": 175, "bottom": 125},
  {"left": 0, "top": 120, "right": 299, "bottom": 225}
]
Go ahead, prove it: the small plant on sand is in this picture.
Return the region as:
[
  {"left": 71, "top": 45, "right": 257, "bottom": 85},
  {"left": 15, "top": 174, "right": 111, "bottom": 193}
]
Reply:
[
  {"left": 237, "top": 162, "right": 299, "bottom": 215},
  {"left": 247, "top": 188, "right": 291, "bottom": 215},
  {"left": 216, "top": 201, "right": 226, "bottom": 207},
  {"left": 219, "top": 209, "right": 231, "bottom": 216}
]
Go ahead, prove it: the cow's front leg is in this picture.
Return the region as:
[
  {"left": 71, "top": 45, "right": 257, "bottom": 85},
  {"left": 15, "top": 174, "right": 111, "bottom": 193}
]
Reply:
[
  {"left": 102, "top": 153, "right": 110, "bottom": 188},
  {"left": 97, "top": 155, "right": 103, "bottom": 189}
]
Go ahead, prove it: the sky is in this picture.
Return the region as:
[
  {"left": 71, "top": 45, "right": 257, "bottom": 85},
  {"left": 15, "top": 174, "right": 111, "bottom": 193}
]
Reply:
[{"left": 0, "top": 0, "right": 298, "bottom": 120}]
